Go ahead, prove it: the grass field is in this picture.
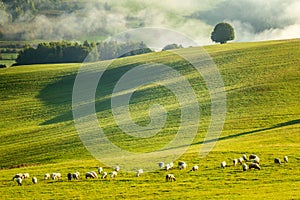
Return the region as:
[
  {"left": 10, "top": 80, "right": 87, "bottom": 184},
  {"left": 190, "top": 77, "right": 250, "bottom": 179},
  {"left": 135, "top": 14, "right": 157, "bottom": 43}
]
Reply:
[{"left": 0, "top": 39, "right": 299, "bottom": 199}]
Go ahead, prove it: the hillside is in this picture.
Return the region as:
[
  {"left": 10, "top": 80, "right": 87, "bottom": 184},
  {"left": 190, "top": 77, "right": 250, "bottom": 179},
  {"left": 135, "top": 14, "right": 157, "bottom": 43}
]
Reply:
[{"left": 0, "top": 39, "right": 299, "bottom": 199}]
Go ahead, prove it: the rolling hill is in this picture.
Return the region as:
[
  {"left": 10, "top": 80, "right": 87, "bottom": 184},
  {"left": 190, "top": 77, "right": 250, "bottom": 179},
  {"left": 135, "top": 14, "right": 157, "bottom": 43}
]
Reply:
[{"left": 0, "top": 39, "right": 299, "bottom": 199}]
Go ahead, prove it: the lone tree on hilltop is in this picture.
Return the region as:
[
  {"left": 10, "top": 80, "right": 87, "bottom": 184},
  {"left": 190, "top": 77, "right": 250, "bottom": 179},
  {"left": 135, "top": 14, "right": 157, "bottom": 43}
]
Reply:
[{"left": 211, "top": 22, "right": 235, "bottom": 44}]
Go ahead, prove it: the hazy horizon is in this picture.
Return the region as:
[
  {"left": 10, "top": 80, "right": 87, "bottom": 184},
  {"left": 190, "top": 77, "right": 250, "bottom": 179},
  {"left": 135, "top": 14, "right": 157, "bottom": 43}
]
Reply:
[{"left": 0, "top": 0, "right": 299, "bottom": 45}]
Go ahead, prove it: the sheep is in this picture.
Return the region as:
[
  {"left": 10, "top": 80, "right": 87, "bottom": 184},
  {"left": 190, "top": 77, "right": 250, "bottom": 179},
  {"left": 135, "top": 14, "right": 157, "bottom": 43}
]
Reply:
[
  {"left": 284, "top": 156, "right": 288, "bottom": 163},
  {"left": 12, "top": 173, "right": 23, "bottom": 181},
  {"left": 158, "top": 162, "right": 165, "bottom": 169},
  {"left": 67, "top": 173, "right": 72, "bottom": 181},
  {"left": 190, "top": 165, "right": 199, "bottom": 171},
  {"left": 98, "top": 167, "right": 103, "bottom": 174},
  {"left": 166, "top": 164, "right": 171, "bottom": 171},
  {"left": 85, "top": 172, "right": 96, "bottom": 179},
  {"left": 136, "top": 169, "right": 143, "bottom": 177},
  {"left": 249, "top": 154, "right": 257, "bottom": 160},
  {"left": 178, "top": 161, "right": 187, "bottom": 170},
  {"left": 102, "top": 172, "right": 108, "bottom": 179},
  {"left": 242, "top": 163, "right": 248, "bottom": 171},
  {"left": 16, "top": 177, "right": 22, "bottom": 186},
  {"left": 90, "top": 171, "right": 98, "bottom": 178},
  {"left": 32, "top": 177, "right": 37, "bottom": 184},
  {"left": 253, "top": 157, "right": 260, "bottom": 164},
  {"left": 114, "top": 166, "right": 120, "bottom": 172},
  {"left": 233, "top": 159, "right": 238, "bottom": 166},
  {"left": 249, "top": 163, "right": 261, "bottom": 170},
  {"left": 238, "top": 157, "right": 244, "bottom": 164},
  {"left": 23, "top": 173, "right": 30, "bottom": 179},
  {"left": 166, "top": 174, "right": 176, "bottom": 182},
  {"left": 110, "top": 171, "right": 117, "bottom": 178},
  {"left": 169, "top": 162, "right": 174, "bottom": 169},
  {"left": 44, "top": 173, "right": 50, "bottom": 180},
  {"left": 72, "top": 172, "right": 80, "bottom": 180},
  {"left": 274, "top": 158, "right": 281, "bottom": 164},
  {"left": 51, "top": 173, "right": 61, "bottom": 180},
  {"left": 221, "top": 161, "right": 226, "bottom": 169},
  {"left": 242, "top": 154, "right": 248, "bottom": 161}
]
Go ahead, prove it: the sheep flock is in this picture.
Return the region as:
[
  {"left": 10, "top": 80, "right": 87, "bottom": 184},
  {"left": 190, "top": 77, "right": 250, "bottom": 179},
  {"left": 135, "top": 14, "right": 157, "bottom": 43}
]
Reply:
[{"left": 10, "top": 155, "right": 289, "bottom": 186}]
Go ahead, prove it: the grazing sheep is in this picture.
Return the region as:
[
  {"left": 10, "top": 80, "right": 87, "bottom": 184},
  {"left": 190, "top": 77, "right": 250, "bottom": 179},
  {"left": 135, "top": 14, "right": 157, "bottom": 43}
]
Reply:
[
  {"left": 12, "top": 174, "right": 23, "bottom": 181},
  {"left": 23, "top": 173, "right": 30, "bottom": 179},
  {"left": 90, "top": 171, "right": 98, "bottom": 178},
  {"left": 115, "top": 166, "right": 120, "bottom": 172},
  {"left": 242, "top": 163, "right": 248, "bottom": 171},
  {"left": 190, "top": 165, "right": 199, "bottom": 171},
  {"left": 136, "top": 169, "right": 143, "bottom": 177},
  {"left": 221, "top": 161, "right": 226, "bottom": 169},
  {"left": 249, "top": 163, "right": 261, "bottom": 170},
  {"left": 233, "top": 159, "right": 238, "bottom": 166},
  {"left": 238, "top": 157, "right": 244, "bottom": 164},
  {"left": 242, "top": 154, "right": 248, "bottom": 161},
  {"left": 44, "top": 173, "right": 50, "bottom": 180},
  {"left": 67, "top": 173, "right": 72, "bottom": 181},
  {"left": 110, "top": 171, "right": 117, "bottom": 178},
  {"left": 158, "top": 162, "right": 165, "bottom": 169},
  {"left": 51, "top": 173, "right": 61, "bottom": 180},
  {"left": 178, "top": 161, "right": 187, "bottom": 170},
  {"left": 85, "top": 172, "right": 96, "bottom": 179},
  {"left": 16, "top": 177, "right": 22, "bottom": 186},
  {"left": 166, "top": 164, "right": 171, "bottom": 171},
  {"left": 32, "top": 177, "right": 37, "bottom": 184},
  {"left": 169, "top": 162, "right": 174, "bottom": 169},
  {"left": 98, "top": 167, "right": 103, "bottom": 174},
  {"left": 274, "top": 158, "right": 281, "bottom": 164},
  {"left": 102, "top": 172, "right": 108, "bottom": 179},
  {"left": 284, "top": 156, "right": 288, "bottom": 163},
  {"left": 253, "top": 156, "right": 260, "bottom": 164},
  {"left": 249, "top": 154, "right": 257, "bottom": 160},
  {"left": 166, "top": 174, "right": 176, "bottom": 182},
  {"left": 72, "top": 172, "right": 80, "bottom": 180}
]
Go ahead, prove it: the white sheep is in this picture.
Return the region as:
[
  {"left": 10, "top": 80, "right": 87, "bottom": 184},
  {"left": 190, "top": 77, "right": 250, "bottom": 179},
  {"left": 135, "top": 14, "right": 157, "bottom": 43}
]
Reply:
[
  {"left": 102, "top": 172, "right": 108, "bottom": 179},
  {"left": 85, "top": 172, "right": 96, "bottom": 179},
  {"left": 253, "top": 156, "right": 260, "bottom": 164},
  {"left": 110, "top": 171, "right": 117, "bottom": 178},
  {"left": 158, "top": 162, "right": 165, "bottom": 169},
  {"left": 166, "top": 174, "right": 176, "bottom": 182},
  {"left": 72, "top": 172, "right": 80, "bottom": 180},
  {"left": 16, "top": 177, "right": 22, "bottom": 186},
  {"left": 166, "top": 164, "right": 171, "bottom": 171},
  {"left": 178, "top": 161, "right": 187, "bottom": 170},
  {"left": 274, "top": 158, "right": 281, "bottom": 164},
  {"left": 90, "top": 171, "right": 98, "bottom": 178},
  {"left": 190, "top": 165, "right": 199, "bottom": 171},
  {"left": 44, "top": 173, "right": 50, "bottom": 180},
  {"left": 169, "top": 162, "right": 174, "bottom": 169},
  {"left": 233, "top": 159, "right": 238, "bottom": 166},
  {"left": 136, "top": 169, "right": 143, "bottom": 177},
  {"left": 221, "top": 161, "right": 226, "bottom": 169},
  {"left": 284, "top": 156, "right": 288, "bottom": 163},
  {"left": 249, "top": 154, "right": 257, "bottom": 160},
  {"left": 32, "top": 177, "right": 37, "bottom": 184},
  {"left": 114, "top": 166, "right": 120, "bottom": 172},
  {"left": 238, "top": 157, "right": 244, "bottom": 164},
  {"left": 249, "top": 163, "right": 261, "bottom": 170},
  {"left": 23, "top": 173, "right": 30, "bottom": 179},
  {"left": 51, "top": 173, "right": 61, "bottom": 180},
  {"left": 98, "top": 167, "right": 103, "bottom": 174},
  {"left": 12, "top": 173, "right": 23, "bottom": 181},
  {"left": 242, "top": 163, "right": 248, "bottom": 171}
]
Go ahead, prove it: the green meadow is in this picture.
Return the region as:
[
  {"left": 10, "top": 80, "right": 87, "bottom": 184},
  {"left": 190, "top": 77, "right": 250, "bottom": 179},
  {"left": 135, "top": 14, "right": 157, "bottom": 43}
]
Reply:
[{"left": 0, "top": 39, "right": 299, "bottom": 199}]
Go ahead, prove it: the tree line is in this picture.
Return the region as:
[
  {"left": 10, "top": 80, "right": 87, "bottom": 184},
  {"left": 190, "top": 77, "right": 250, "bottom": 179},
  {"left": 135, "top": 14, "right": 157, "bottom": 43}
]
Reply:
[{"left": 14, "top": 40, "right": 152, "bottom": 65}]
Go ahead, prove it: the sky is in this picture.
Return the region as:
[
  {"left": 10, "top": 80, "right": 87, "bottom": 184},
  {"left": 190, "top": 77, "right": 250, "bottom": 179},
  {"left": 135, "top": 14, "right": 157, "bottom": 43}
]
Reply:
[{"left": 0, "top": 0, "right": 300, "bottom": 45}]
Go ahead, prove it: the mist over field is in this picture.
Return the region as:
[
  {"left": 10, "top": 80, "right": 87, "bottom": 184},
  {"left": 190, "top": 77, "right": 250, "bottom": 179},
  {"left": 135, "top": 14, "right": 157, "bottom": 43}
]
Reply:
[{"left": 0, "top": 0, "right": 299, "bottom": 44}]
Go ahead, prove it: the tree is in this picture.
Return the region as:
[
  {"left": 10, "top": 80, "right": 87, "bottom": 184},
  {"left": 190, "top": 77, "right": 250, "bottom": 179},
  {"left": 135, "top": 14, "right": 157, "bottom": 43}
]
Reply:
[
  {"left": 162, "top": 43, "right": 183, "bottom": 51},
  {"left": 211, "top": 22, "right": 235, "bottom": 44}
]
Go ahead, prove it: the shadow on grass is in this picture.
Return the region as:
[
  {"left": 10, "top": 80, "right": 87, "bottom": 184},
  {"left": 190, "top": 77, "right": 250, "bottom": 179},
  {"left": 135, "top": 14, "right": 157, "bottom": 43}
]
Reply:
[{"left": 197, "top": 118, "right": 300, "bottom": 145}]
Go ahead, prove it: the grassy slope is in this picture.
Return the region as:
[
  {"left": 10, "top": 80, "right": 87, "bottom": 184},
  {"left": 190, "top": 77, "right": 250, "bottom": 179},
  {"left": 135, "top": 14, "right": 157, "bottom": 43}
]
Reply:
[{"left": 0, "top": 39, "right": 299, "bottom": 199}]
